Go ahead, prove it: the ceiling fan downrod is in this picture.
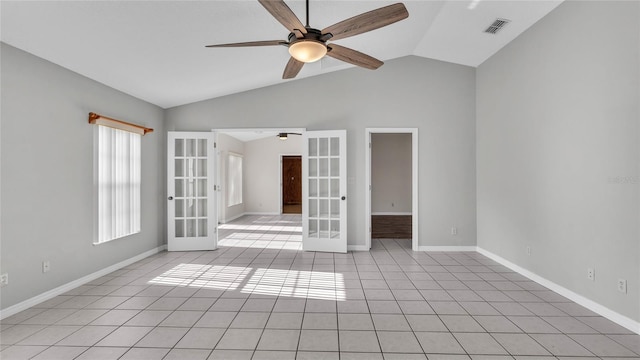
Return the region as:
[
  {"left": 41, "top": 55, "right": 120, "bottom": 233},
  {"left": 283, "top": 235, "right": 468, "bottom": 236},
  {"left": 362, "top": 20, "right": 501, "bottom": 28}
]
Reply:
[{"left": 305, "top": 0, "right": 309, "bottom": 28}]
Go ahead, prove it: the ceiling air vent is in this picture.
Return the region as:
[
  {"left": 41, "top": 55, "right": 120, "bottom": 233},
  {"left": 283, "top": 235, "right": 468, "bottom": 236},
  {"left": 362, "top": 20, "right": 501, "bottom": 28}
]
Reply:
[{"left": 484, "top": 18, "right": 510, "bottom": 34}]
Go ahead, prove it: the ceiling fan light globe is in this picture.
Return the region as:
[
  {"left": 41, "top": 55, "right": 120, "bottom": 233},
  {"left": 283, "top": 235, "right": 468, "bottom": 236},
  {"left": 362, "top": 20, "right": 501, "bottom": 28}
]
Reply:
[{"left": 288, "top": 40, "right": 327, "bottom": 63}]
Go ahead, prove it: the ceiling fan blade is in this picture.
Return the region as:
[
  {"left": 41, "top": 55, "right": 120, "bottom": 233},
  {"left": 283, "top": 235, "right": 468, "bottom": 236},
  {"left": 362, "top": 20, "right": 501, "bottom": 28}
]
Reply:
[
  {"left": 327, "top": 44, "right": 383, "bottom": 70},
  {"left": 321, "top": 3, "right": 408, "bottom": 41},
  {"left": 283, "top": 57, "right": 304, "bottom": 79},
  {"left": 258, "top": 0, "right": 307, "bottom": 35},
  {"left": 206, "top": 40, "right": 287, "bottom": 48}
]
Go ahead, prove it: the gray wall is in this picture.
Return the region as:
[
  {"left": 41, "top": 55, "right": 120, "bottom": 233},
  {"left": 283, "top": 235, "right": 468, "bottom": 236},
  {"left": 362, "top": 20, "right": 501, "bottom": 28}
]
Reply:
[
  {"left": 371, "top": 133, "right": 412, "bottom": 214},
  {"left": 477, "top": 1, "right": 639, "bottom": 322},
  {"left": 244, "top": 135, "right": 303, "bottom": 214},
  {"left": 165, "top": 56, "right": 477, "bottom": 248},
  {"left": 0, "top": 43, "right": 166, "bottom": 310}
]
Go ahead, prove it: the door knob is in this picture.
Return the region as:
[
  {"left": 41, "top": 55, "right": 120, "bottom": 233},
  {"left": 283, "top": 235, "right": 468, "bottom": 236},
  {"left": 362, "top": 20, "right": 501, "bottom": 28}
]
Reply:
[
  {"left": 168, "top": 196, "right": 174, "bottom": 200},
  {"left": 341, "top": 196, "right": 346, "bottom": 200}
]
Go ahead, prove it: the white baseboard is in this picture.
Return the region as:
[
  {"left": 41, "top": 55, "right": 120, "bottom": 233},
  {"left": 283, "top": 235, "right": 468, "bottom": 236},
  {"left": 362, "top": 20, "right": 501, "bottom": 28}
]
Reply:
[
  {"left": 348, "top": 245, "right": 369, "bottom": 251},
  {"left": 477, "top": 247, "right": 640, "bottom": 335},
  {"left": 0, "top": 245, "right": 167, "bottom": 320},
  {"left": 417, "top": 246, "right": 478, "bottom": 252},
  {"left": 223, "top": 212, "right": 246, "bottom": 223},
  {"left": 371, "top": 212, "right": 412, "bottom": 216},
  {"left": 244, "top": 212, "right": 281, "bottom": 216}
]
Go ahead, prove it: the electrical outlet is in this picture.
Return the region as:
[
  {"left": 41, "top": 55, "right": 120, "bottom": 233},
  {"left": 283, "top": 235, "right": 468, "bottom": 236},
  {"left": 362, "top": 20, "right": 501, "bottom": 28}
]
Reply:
[
  {"left": 451, "top": 227, "right": 457, "bottom": 235},
  {"left": 0, "top": 273, "right": 8, "bottom": 287},
  {"left": 42, "top": 261, "right": 50, "bottom": 273},
  {"left": 587, "top": 268, "right": 595, "bottom": 281},
  {"left": 617, "top": 279, "right": 627, "bottom": 293},
  {"left": 526, "top": 246, "right": 531, "bottom": 256}
]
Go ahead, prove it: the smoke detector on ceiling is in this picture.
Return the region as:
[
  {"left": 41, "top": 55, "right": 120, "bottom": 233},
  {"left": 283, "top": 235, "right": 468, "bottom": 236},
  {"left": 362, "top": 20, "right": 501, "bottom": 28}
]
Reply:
[{"left": 484, "top": 18, "right": 511, "bottom": 34}]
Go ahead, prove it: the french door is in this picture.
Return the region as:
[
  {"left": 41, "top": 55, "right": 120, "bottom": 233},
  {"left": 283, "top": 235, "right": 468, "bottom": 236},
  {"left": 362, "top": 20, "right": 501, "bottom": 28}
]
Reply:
[
  {"left": 303, "top": 130, "right": 347, "bottom": 253},
  {"left": 167, "top": 132, "right": 217, "bottom": 251}
]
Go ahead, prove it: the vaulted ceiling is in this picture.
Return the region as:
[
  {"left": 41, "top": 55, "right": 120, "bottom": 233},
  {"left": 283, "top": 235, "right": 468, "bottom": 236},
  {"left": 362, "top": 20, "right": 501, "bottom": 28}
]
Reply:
[{"left": 1, "top": 1, "right": 562, "bottom": 109}]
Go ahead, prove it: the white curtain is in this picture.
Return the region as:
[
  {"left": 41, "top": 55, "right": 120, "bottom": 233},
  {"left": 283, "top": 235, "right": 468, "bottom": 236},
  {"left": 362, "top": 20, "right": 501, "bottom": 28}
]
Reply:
[
  {"left": 227, "top": 153, "right": 243, "bottom": 207},
  {"left": 98, "top": 125, "right": 141, "bottom": 243}
]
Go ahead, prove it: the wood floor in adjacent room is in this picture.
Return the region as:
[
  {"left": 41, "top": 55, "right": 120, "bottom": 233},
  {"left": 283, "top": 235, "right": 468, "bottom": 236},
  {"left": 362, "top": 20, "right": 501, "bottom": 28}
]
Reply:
[
  {"left": 372, "top": 215, "right": 412, "bottom": 239},
  {"left": 1, "top": 215, "right": 638, "bottom": 359}
]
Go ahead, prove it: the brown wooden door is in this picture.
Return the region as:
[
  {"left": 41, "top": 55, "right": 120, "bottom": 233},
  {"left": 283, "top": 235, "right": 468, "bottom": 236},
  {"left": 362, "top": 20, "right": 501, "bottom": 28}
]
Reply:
[{"left": 282, "top": 156, "right": 302, "bottom": 212}]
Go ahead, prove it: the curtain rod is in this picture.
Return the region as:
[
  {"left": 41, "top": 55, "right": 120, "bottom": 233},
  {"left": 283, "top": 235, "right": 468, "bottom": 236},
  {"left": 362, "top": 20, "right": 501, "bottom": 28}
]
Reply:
[{"left": 88, "top": 112, "right": 154, "bottom": 135}]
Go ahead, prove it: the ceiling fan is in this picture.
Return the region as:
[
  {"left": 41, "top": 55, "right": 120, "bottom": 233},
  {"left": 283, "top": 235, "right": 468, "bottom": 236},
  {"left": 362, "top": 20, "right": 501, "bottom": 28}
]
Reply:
[
  {"left": 206, "top": 0, "right": 409, "bottom": 79},
  {"left": 277, "top": 132, "right": 302, "bottom": 140}
]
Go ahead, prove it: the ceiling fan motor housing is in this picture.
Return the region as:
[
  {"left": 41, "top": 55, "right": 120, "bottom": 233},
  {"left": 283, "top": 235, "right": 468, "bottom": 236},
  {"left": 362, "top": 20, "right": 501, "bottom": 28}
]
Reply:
[{"left": 287, "top": 28, "right": 330, "bottom": 63}]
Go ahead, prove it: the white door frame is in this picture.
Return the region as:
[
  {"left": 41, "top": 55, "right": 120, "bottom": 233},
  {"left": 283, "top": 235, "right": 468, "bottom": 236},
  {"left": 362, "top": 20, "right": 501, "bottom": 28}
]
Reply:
[
  {"left": 212, "top": 128, "right": 305, "bottom": 224},
  {"left": 365, "top": 128, "right": 419, "bottom": 251}
]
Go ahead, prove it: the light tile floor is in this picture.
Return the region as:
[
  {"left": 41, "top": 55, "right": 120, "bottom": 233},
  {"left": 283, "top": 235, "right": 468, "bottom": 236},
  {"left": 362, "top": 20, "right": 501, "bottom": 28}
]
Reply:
[{"left": 1, "top": 215, "right": 639, "bottom": 359}]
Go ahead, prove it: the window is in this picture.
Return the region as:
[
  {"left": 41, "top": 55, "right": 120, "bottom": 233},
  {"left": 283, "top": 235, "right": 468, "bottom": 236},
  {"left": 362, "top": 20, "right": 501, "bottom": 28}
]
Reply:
[
  {"left": 227, "top": 153, "right": 243, "bottom": 207},
  {"left": 96, "top": 125, "right": 141, "bottom": 243}
]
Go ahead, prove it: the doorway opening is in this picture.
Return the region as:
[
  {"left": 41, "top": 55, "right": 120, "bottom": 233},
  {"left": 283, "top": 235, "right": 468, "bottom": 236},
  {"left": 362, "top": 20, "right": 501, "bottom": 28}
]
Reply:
[
  {"left": 213, "top": 128, "right": 305, "bottom": 251},
  {"left": 282, "top": 155, "right": 302, "bottom": 214},
  {"left": 365, "top": 128, "right": 418, "bottom": 251}
]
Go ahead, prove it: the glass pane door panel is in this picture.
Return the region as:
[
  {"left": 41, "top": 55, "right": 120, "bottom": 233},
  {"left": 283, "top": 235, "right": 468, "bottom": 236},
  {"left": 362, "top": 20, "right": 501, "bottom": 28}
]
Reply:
[
  {"left": 175, "top": 159, "right": 185, "bottom": 177},
  {"left": 309, "top": 179, "right": 318, "bottom": 197},
  {"left": 197, "top": 179, "right": 207, "bottom": 197},
  {"left": 186, "top": 219, "right": 196, "bottom": 237},
  {"left": 309, "top": 199, "right": 318, "bottom": 218},
  {"left": 319, "top": 179, "right": 328, "bottom": 197},
  {"left": 168, "top": 132, "right": 217, "bottom": 251},
  {"left": 175, "top": 200, "right": 185, "bottom": 218},
  {"left": 309, "top": 138, "right": 318, "bottom": 156},
  {"left": 309, "top": 159, "right": 318, "bottom": 177},
  {"left": 175, "top": 219, "right": 184, "bottom": 237},
  {"left": 319, "top": 219, "right": 329, "bottom": 238},
  {"left": 319, "top": 199, "right": 329, "bottom": 218},
  {"left": 331, "top": 158, "right": 340, "bottom": 177},
  {"left": 197, "top": 139, "right": 207, "bottom": 156},
  {"left": 198, "top": 199, "right": 207, "bottom": 217},
  {"left": 175, "top": 139, "right": 185, "bottom": 156},
  {"left": 197, "top": 159, "right": 207, "bottom": 176},
  {"left": 303, "top": 131, "right": 346, "bottom": 253},
  {"left": 175, "top": 179, "right": 185, "bottom": 197},
  {"left": 331, "top": 220, "right": 340, "bottom": 239},
  {"left": 319, "top": 159, "right": 328, "bottom": 177},
  {"left": 309, "top": 220, "right": 318, "bottom": 237},
  {"left": 186, "top": 139, "right": 196, "bottom": 156},
  {"left": 330, "top": 179, "right": 339, "bottom": 197},
  {"left": 330, "top": 137, "right": 340, "bottom": 156},
  {"left": 331, "top": 200, "right": 340, "bottom": 218},
  {"left": 186, "top": 201, "right": 196, "bottom": 217},
  {"left": 319, "top": 138, "right": 329, "bottom": 156},
  {"left": 198, "top": 219, "right": 207, "bottom": 236}
]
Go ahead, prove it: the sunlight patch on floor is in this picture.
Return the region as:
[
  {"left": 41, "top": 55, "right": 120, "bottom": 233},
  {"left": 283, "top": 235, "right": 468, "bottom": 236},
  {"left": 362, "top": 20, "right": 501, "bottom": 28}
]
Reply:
[
  {"left": 242, "top": 268, "right": 345, "bottom": 301},
  {"left": 148, "top": 263, "right": 345, "bottom": 301}
]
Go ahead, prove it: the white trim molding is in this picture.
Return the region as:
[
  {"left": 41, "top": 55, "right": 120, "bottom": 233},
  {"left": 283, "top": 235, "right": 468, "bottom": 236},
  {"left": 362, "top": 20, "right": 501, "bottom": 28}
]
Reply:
[
  {"left": 365, "top": 128, "right": 419, "bottom": 252},
  {"left": 244, "top": 212, "right": 281, "bottom": 216},
  {"left": 348, "top": 245, "right": 369, "bottom": 251},
  {"left": 222, "top": 212, "right": 246, "bottom": 224},
  {"left": 0, "top": 245, "right": 167, "bottom": 320},
  {"left": 477, "top": 247, "right": 640, "bottom": 335}
]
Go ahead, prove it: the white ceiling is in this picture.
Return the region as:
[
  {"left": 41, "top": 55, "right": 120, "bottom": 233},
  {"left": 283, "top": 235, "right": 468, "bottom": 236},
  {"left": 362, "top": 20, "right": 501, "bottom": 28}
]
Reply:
[
  {"left": 222, "top": 130, "right": 280, "bottom": 143},
  {"left": 1, "top": 0, "right": 562, "bottom": 109}
]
